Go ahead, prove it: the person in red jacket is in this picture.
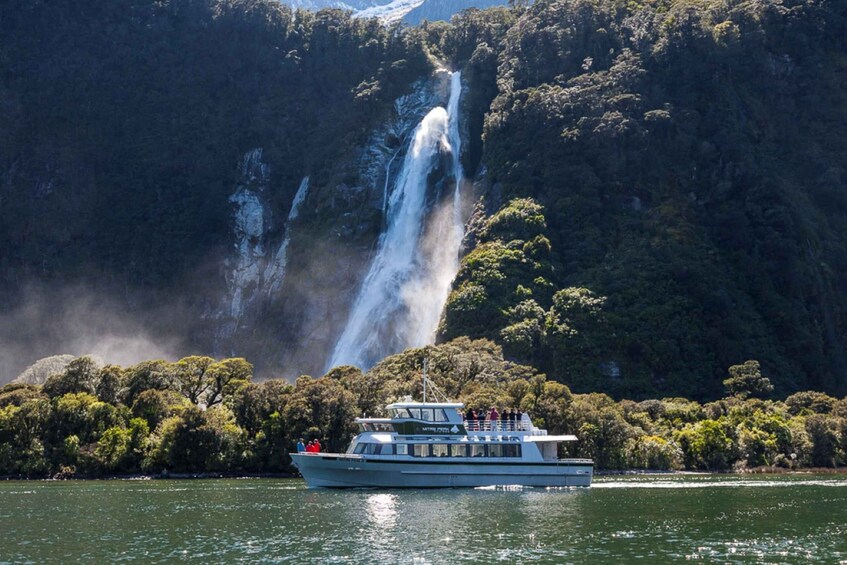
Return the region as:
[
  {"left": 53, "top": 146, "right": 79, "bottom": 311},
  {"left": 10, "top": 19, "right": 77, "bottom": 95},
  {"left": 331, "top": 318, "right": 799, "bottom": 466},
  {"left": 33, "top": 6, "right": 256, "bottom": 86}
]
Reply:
[{"left": 314, "top": 439, "right": 321, "bottom": 453}]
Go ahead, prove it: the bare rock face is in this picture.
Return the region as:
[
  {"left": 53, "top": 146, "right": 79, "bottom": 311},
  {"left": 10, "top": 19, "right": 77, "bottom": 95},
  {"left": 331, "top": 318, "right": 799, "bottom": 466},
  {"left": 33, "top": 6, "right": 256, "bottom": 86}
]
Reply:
[{"left": 213, "top": 148, "right": 275, "bottom": 343}]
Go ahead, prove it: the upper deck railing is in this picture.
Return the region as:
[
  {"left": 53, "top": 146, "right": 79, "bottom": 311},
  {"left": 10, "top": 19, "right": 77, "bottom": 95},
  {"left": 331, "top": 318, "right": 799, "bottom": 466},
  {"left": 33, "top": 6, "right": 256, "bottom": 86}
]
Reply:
[{"left": 464, "top": 420, "right": 532, "bottom": 433}]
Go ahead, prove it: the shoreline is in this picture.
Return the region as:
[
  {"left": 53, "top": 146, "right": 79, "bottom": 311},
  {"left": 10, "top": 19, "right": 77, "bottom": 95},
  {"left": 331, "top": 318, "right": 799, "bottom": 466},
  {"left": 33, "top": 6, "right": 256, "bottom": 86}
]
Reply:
[
  {"left": 4, "top": 467, "right": 847, "bottom": 481},
  {"left": 597, "top": 467, "right": 847, "bottom": 476},
  {"left": 0, "top": 471, "right": 300, "bottom": 481}
]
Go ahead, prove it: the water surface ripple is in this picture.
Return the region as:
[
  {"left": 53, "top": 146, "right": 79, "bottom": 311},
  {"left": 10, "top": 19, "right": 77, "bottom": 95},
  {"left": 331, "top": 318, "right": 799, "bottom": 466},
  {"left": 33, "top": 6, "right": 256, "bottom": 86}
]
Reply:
[{"left": 1, "top": 475, "right": 846, "bottom": 563}]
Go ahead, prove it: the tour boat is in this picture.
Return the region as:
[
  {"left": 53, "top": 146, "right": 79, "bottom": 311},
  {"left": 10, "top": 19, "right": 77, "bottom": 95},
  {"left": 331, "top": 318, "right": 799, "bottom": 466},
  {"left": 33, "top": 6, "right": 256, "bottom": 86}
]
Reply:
[{"left": 291, "top": 378, "right": 593, "bottom": 488}]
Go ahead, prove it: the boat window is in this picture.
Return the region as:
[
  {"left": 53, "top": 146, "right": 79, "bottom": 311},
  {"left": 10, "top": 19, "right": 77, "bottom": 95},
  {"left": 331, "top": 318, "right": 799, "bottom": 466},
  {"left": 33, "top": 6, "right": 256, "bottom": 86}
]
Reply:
[
  {"left": 408, "top": 408, "right": 421, "bottom": 419},
  {"left": 412, "top": 444, "right": 429, "bottom": 457},
  {"left": 432, "top": 444, "right": 449, "bottom": 457},
  {"left": 396, "top": 444, "right": 409, "bottom": 456},
  {"left": 503, "top": 444, "right": 521, "bottom": 458},
  {"left": 488, "top": 444, "right": 503, "bottom": 457},
  {"left": 364, "top": 444, "right": 381, "bottom": 455},
  {"left": 470, "top": 444, "right": 485, "bottom": 458},
  {"left": 380, "top": 444, "right": 395, "bottom": 456},
  {"left": 373, "top": 422, "right": 394, "bottom": 432},
  {"left": 393, "top": 409, "right": 410, "bottom": 419},
  {"left": 354, "top": 443, "right": 367, "bottom": 454},
  {"left": 450, "top": 444, "right": 467, "bottom": 457},
  {"left": 433, "top": 409, "right": 448, "bottom": 422},
  {"left": 361, "top": 423, "right": 374, "bottom": 431}
]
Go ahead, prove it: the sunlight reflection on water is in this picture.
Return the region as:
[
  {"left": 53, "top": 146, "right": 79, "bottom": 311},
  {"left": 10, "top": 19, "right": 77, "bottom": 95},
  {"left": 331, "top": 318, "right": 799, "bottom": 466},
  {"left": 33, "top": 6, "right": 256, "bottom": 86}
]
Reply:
[{"left": 0, "top": 476, "right": 846, "bottom": 563}]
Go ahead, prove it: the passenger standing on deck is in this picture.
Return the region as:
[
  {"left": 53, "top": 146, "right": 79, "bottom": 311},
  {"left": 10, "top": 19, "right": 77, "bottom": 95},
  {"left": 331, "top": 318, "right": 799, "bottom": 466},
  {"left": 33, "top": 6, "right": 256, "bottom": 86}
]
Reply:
[
  {"left": 466, "top": 409, "right": 477, "bottom": 430},
  {"left": 489, "top": 406, "right": 499, "bottom": 431},
  {"left": 314, "top": 438, "right": 322, "bottom": 453},
  {"left": 296, "top": 438, "right": 306, "bottom": 453},
  {"left": 519, "top": 410, "right": 530, "bottom": 431}
]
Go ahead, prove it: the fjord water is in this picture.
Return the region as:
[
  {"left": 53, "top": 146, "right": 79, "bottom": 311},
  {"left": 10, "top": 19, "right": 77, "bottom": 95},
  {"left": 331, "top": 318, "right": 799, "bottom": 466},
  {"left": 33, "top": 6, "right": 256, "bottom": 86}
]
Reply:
[{"left": 2, "top": 475, "right": 847, "bottom": 563}]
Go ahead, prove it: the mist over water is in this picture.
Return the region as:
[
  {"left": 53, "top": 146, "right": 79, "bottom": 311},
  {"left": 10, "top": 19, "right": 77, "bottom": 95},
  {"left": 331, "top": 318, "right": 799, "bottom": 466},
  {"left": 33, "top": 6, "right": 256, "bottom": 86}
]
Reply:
[{"left": 328, "top": 71, "right": 467, "bottom": 371}]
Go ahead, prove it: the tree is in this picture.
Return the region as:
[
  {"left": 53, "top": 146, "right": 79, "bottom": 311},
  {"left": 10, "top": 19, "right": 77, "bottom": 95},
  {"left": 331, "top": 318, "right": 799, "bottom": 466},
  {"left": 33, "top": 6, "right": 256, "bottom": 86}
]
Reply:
[
  {"left": 232, "top": 380, "right": 293, "bottom": 436},
  {"left": 805, "top": 415, "right": 844, "bottom": 468},
  {"left": 282, "top": 376, "right": 358, "bottom": 454},
  {"left": 675, "top": 420, "right": 734, "bottom": 470},
  {"left": 204, "top": 358, "right": 252, "bottom": 407},
  {"left": 785, "top": 391, "right": 837, "bottom": 415},
  {"left": 42, "top": 356, "right": 101, "bottom": 398},
  {"left": 546, "top": 287, "right": 608, "bottom": 387},
  {"left": 131, "top": 389, "right": 188, "bottom": 430},
  {"left": 122, "top": 360, "right": 177, "bottom": 407},
  {"left": 96, "top": 366, "right": 124, "bottom": 405},
  {"left": 723, "top": 360, "right": 774, "bottom": 399},
  {"left": 174, "top": 356, "right": 216, "bottom": 405}
]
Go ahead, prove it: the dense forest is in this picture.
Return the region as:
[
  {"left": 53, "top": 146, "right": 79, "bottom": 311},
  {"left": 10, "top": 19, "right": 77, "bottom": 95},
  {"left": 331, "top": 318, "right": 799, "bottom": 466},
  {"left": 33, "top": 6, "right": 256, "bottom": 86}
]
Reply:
[
  {"left": 433, "top": 0, "right": 847, "bottom": 400},
  {"left": 1, "top": 342, "right": 846, "bottom": 478},
  {"left": 2, "top": 0, "right": 847, "bottom": 402}
]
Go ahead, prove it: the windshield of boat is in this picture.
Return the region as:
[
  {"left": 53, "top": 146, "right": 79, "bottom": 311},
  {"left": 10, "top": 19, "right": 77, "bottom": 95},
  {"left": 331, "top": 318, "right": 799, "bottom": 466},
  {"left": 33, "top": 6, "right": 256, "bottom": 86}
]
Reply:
[{"left": 391, "top": 407, "right": 449, "bottom": 422}]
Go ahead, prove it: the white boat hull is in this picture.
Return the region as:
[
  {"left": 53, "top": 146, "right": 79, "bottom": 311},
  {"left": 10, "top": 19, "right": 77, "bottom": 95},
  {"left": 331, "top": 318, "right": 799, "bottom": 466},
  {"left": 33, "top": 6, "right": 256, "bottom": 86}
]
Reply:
[{"left": 292, "top": 454, "right": 593, "bottom": 488}]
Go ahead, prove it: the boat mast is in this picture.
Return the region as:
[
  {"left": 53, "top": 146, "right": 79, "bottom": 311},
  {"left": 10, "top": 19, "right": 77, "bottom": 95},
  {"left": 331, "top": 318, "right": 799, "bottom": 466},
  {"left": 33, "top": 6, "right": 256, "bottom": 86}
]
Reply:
[{"left": 422, "top": 358, "right": 428, "bottom": 403}]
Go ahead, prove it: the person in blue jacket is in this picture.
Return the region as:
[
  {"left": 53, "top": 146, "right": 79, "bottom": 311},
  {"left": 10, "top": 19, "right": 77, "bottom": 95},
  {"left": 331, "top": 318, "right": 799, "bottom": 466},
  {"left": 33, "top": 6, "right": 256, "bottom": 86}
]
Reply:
[{"left": 296, "top": 438, "right": 306, "bottom": 453}]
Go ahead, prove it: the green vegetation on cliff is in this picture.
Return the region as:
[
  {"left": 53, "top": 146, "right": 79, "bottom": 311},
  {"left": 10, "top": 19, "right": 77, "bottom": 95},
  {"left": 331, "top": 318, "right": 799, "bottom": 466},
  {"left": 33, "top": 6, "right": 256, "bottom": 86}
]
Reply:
[
  {"left": 2, "top": 0, "right": 847, "bottom": 401},
  {"left": 433, "top": 0, "right": 847, "bottom": 399},
  {"left": 1, "top": 1, "right": 430, "bottom": 287}
]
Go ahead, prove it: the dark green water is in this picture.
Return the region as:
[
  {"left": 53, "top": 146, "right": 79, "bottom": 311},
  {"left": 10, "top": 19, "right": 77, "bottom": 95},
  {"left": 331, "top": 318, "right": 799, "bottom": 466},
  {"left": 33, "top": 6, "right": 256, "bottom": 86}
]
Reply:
[{"left": 1, "top": 475, "right": 846, "bottom": 563}]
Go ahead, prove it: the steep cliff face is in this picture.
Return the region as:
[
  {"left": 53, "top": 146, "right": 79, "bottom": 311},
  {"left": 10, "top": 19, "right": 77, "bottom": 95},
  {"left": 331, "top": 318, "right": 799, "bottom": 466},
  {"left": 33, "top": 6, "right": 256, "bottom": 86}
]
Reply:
[
  {"left": 3, "top": 0, "right": 847, "bottom": 402},
  {"left": 0, "top": 0, "right": 434, "bottom": 382},
  {"left": 213, "top": 148, "right": 309, "bottom": 345}
]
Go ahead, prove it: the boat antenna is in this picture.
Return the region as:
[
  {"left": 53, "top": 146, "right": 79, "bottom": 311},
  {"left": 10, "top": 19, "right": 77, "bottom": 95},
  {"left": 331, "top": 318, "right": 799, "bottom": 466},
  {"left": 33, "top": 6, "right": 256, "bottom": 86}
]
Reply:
[
  {"left": 422, "top": 358, "right": 427, "bottom": 403},
  {"left": 420, "top": 358, "right": 451, "bottom": 403}
]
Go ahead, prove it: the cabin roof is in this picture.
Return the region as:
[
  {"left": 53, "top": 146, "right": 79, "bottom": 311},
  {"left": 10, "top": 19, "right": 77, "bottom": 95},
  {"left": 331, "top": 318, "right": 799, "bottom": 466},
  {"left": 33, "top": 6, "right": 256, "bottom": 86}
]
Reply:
[{"left": 385, "top": 401, "right": 465, "bottom": 409}]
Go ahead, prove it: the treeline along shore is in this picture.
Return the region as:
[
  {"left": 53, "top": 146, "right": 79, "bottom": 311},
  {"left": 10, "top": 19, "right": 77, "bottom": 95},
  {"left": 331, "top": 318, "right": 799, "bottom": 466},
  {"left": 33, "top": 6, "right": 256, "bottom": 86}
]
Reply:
[{"left": 2, "top": 339, "right": 846, "bottom": 479}]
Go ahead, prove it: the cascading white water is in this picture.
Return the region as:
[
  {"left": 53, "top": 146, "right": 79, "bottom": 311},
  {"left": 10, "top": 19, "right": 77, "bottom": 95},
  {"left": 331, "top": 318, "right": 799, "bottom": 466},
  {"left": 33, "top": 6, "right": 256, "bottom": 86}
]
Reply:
[
  {"left": 328, "top": 71, "right": 466, "bottom": 370},
  {"left": 265, "top": 176, "right": 309, "bottom": 296},
  {"left": 402, "top": 71, "right": 465, "bottom": 348}
]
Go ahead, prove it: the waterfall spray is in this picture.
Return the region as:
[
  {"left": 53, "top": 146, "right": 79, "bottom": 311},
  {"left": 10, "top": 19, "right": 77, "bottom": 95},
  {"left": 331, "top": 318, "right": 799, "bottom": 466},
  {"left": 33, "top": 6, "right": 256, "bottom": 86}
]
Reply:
[
  {"left": 328, "top": 71, "right": 466, "bottom": 370},
  {"left": 265, "top": 176, "right": 309, "bottom": 296}
]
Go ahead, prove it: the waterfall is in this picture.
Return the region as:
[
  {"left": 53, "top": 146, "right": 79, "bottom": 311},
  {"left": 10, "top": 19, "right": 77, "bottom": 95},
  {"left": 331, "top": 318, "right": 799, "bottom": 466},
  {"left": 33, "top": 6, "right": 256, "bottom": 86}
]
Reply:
[
  {"left": 265, "top": 176, "right": 310, "bottom": 296},
  {"left": 404, "top": 71, "right": 465, "bottom": 347},
  {"left": 328, "top": 71, "right": 466, "bottom": 370}
]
